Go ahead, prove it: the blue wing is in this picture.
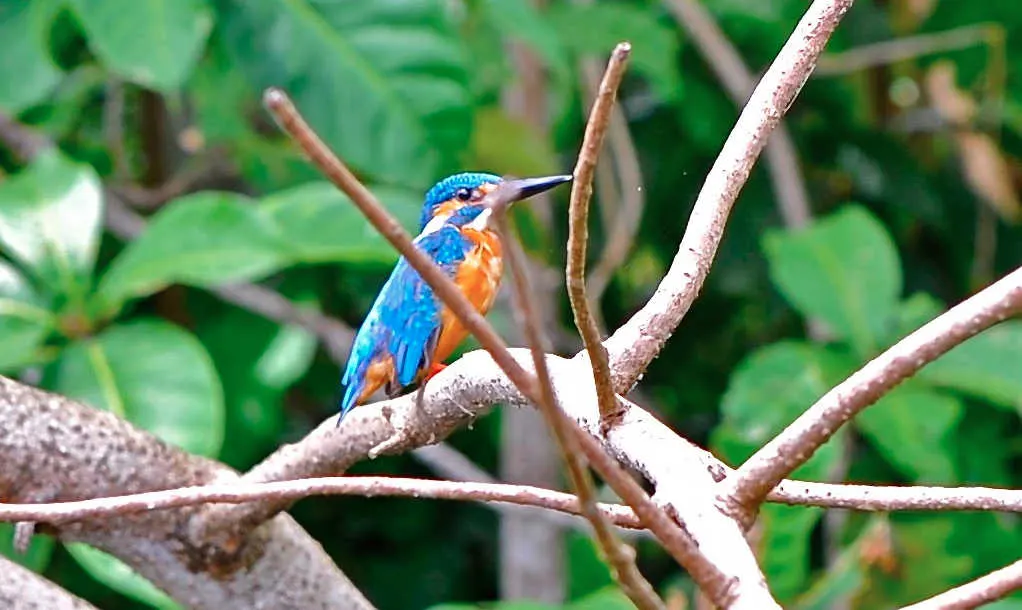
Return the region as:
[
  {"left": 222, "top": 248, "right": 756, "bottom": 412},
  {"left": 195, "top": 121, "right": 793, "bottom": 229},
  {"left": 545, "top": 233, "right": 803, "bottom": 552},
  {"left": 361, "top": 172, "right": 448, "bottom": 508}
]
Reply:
[{"left": 339, "top": 226, "right": 471, "bottom": 420}]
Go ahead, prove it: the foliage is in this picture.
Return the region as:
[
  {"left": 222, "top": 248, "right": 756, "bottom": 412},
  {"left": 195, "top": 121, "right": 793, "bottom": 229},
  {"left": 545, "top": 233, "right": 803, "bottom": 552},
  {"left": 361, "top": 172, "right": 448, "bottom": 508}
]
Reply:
[{"left": 0, "top": 0, "right": 1021, "bottom": 608}]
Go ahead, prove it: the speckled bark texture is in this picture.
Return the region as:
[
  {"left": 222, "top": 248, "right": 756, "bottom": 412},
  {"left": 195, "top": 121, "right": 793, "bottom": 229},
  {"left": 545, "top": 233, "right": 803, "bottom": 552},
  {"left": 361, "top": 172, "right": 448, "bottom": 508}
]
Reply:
[
  {"left": 0, "top": 377, "right": 373, "bottom": 609},
  {"left": 0, "top": 557, "right": 98, "bottom": 609}
]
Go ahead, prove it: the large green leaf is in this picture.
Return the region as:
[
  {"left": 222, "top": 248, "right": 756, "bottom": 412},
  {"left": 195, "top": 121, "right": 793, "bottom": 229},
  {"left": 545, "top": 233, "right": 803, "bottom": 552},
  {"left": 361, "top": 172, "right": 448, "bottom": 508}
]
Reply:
[
  {"left": 65, "top": 543, "right": 179, "bottom": 609},
  {"left": 97, "top": 192, "right": 291, "bottom": 311},
  {"left": 259, "top": 181, "right": 421, "bottom": 264},
  {"left": 198, "top": 295, "right": 317, "bottom": 468},
  {"left": 69, "top": 0, "right": 213, "bottom": 91},
  {"left": 48, "top": 319, "right": 224, "bottom": 457},
  {"left": 219, "top": 0, "right": 472, "bottom": 188},
  {"left": 0, "top": 151, "right": 103, "bottom": 301},
  {"left": 713, "top": 341, "right": 850, "bottom": 481},
  {"left": 469, "top": 108, "right": 561, "bottom": 179},
  {"left": 547, "top": 2, "right": 682, "bottom": 102},
  {"left": 856, "top": 384, "right": 963, "bottom": 483},
  {"left": 0, "top": 0, "right": 62, "bottom": 113},
  {"left": 918, "top": 321, "right": 1022, "bottom": 411},
  {"left": 759, "top": 504, "right": 824, "bottom": 602},
  {"left": 0, "top": 260, "right": 55, "bottom": 371},
  {"left": 764, "top": 205, "right": 902, "bottom": 357}
]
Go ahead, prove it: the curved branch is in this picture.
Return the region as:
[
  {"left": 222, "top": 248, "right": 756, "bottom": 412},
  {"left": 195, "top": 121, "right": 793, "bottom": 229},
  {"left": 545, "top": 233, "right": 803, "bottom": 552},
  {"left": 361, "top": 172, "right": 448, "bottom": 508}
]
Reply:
[{"left": 602, "top": 0, "right": 855, "bottom": 393}]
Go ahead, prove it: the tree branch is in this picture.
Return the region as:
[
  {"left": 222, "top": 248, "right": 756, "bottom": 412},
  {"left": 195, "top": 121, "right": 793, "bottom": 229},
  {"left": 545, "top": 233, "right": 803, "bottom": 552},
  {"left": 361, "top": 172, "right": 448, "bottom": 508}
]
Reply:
[
  {"left": 725, "top": 266, "right": 1022, "bottom": 517},
  {"left": 0, "top": 556, "right": 98, "bottom": 610},
  {"left": 566, "top": 43, "right": 631, "bottom": 427},
  {"left": 497, "top": 207, "right": 663, "bottom": 608},
  {"left": 0, "top": 476, "right": 641, "bottom": 529},
  {"left": 601, "top": 0, "right": 855, "bottom": 393},
  {"left": 0, "top": 376, "right": 372, "bottom": 609}
]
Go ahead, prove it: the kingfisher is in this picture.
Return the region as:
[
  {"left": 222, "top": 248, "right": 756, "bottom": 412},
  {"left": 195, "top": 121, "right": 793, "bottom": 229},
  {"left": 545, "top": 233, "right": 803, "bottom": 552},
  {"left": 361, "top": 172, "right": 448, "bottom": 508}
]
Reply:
[{"left": 338, "top": 172, "right": 572, "bottom": 422}]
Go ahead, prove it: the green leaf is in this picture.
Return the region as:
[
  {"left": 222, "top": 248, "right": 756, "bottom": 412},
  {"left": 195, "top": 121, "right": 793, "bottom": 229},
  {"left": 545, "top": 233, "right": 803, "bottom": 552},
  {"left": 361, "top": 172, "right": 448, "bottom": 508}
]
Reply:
[
  {"left": 547, "top": 3, "right": 682, "bottom": 102},
  {"left": 764, "top": 205, "right": 902, "bottom": 357},
  {"left": 65, "top": 543, "right": 180, "bottom": 609},
  {"left": 259, "top": 181, "right": 421, "bottom": 264},
  {"left": 856, "top": 385, "right": 963, "bottom": 483},
  {"left": 0, "top": 0, "right": 62, "bottom": 113},
  {"left": 49, "top": 319, "right": 224, "bottom": 457},
  {"left": 69, "top": 0, "right": 213, "bottom": 91},
  {"left": 569, "top": 587, "right": 635, "bottom": 610},
  {"left": 0, "top": 151, "right": 103, "bottom": 301},
  {"left": 220, "top": 0, "right": 472, "bottom": 188},
  {"left": 713, "top": 341, "right": 850, "bottom": 481},
  {"left": 567, "top": 532, "right": 613, "bottom": 601},
  {"left": 198, "top": 295, "right": 317, "bottom": 467},
  {"left": 888, "top": 292, "right": 944, "bottom": 344},
  {"left": 759, "top": 504, "right": 824, "bottom": 602},
  {"left": 0, "top": 260, "right": 55, "bottom": 371},
  {"left": 918, "top": 321, "right": 1022, "bottom": 411},
  {"left": 97, "top": 192, "right": 291, "bottom": 311},
  {"left": 794, "top": 517, "right": 880, "bottom": 610},
  {"left": 0, "top": 522, "right": 55, "bottom": 572}
]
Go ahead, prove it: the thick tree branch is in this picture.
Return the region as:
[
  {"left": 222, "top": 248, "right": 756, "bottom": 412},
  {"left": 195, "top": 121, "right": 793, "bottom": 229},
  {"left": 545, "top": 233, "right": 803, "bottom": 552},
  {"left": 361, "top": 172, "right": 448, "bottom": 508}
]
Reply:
[
  {"left": 0, "top": 376, "right": 372, "bottom": 609},
  {"left": 601, "top": 0, "right": 855, "bottom": 392},
  {"left": 725, "top": 266, "right": 1022, "bottom": 516},
  {"left": 566, "top": 43, "right": 631, "bottom": 427},
  {"left": 900, "top": 559, "right": 1022, "bottom": 610},
  {"left": 0, "top": 556, "right": 98, "bottom": 610}
]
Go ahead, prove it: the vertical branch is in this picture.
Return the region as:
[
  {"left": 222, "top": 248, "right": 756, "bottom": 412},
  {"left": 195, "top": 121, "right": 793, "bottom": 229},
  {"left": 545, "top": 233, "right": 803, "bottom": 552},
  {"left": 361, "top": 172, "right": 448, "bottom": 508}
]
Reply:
[
  {"left": 497, "top": 210, "right": 664, "bottom": 610},
  {"left": 566, "top": 43, "right": 632, "bottom": 428}
]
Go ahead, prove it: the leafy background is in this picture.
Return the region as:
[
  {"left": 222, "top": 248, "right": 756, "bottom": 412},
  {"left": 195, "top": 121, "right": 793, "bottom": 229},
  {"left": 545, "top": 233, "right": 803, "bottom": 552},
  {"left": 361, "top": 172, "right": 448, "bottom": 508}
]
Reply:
[{"left": 1, "top": 0, "right": 1021, "bottom": 608}]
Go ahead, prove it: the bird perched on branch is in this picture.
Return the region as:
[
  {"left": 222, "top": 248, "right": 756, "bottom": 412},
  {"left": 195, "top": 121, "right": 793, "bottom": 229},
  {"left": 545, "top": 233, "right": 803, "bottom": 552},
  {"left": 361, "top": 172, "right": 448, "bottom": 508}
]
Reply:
[{"left": 338, "top": 172, "right": 572, "bottom": 422}]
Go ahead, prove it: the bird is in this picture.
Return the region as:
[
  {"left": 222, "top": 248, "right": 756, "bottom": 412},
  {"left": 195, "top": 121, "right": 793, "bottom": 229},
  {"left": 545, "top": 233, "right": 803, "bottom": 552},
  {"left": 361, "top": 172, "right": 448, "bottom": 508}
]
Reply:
[{"left": 337, "top": 172, "right": 572, "bottom": 422}]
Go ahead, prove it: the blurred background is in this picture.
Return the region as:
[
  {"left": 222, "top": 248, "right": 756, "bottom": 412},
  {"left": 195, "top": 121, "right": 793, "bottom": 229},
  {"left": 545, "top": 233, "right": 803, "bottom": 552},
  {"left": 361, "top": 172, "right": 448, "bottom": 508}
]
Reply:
[{"left": 1, "top": 0, "right": 1021, "bottom": 608}]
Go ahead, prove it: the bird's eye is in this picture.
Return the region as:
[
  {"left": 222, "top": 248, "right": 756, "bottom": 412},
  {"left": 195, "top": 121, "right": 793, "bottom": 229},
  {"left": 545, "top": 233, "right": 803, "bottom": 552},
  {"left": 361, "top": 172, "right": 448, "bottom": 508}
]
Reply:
[{"left": 455, "top": 187, "right": 473, "bottom": 201}]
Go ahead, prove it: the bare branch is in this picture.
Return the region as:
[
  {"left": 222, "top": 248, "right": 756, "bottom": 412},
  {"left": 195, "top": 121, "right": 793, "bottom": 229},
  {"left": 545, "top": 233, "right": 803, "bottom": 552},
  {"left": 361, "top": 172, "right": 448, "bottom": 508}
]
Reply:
[
  {"left": 567, "top": 43, "right": 632, "bottom": 427},
  {"left": 0, "top": 476, "right": 641, "bottom": 529},
  {"left": 816, "top": 23, "right": 1000, "bottom": 75},
  {"left": 497, "top": 211, "right": 663, "bottom": 609},
  {"left": 602, "top": 0, "right": 854, "bottom": 393},
  {"left": 0, "top": 556, "right": 98, "bottom": 610},
  {"left": 900, "top": 559, "right": 1022, "bottom": 610},
  {"left": 0, "top": 112, "right": 52, "bottom": 161},
  {"left": 725, "top": 266, "right": 1022, "bottom": 516}
]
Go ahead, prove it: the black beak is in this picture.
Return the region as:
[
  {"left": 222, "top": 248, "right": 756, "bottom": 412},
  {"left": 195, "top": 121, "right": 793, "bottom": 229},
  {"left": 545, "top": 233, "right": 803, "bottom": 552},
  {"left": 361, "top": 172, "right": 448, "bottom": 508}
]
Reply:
[{"left": 501, "top": 174, "right": 573, "bottom": 206}]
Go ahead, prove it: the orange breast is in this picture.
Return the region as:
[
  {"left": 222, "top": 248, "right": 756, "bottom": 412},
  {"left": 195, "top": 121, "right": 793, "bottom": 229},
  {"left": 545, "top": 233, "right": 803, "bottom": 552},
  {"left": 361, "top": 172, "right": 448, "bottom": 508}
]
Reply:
[{"left": 433, "top": 229, "right": 503, "bottom": 364}]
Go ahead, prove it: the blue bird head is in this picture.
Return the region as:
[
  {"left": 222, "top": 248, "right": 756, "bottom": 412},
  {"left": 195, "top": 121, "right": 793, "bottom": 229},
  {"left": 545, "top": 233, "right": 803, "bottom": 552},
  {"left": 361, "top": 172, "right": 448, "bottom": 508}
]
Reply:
[{"left": 419, "top": 172, "right": 573, "bottom": 231}]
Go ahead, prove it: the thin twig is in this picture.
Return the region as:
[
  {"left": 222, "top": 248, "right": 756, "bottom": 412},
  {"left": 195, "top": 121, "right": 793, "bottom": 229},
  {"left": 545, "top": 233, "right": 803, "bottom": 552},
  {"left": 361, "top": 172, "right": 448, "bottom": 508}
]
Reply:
[
  {"left": 497, "top": 209, "right": 664, "bottom": 609},
  {"left": 815, "top": 23, "right": 999, "bottom": 76},
  {"left": 602, "top": 0, "right": 854, "bottom": 393},
  {"left": 0, "top": 476, "right": 640, "bottom": 528},
  {"left": 725, "top": 266, "right": 1022, "bottom": 518},
  {"left": 581, "top": 62, "right": 647, "bottom": 306},
  {"left": 900, "top": 559, "right": 1022, "bottom": 610},
  {"left": 567, "top": 42, "right": 631, "bottom": 428}
]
